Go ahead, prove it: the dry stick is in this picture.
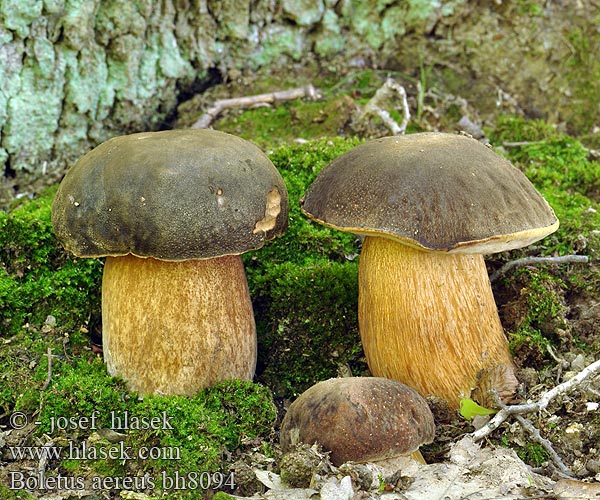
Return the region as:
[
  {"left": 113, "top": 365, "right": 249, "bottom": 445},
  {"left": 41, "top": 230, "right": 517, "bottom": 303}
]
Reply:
[
  {"left": 360, "top": 77, "right": 410, "bottom": 135},
  {"left": 37, "top": 440, "right": 55, "bottom": 476},
  {"left": 472, "top": 358, "right": 600, "bottom": 443},
  {"left": 514, "top": 414, "right": 572, "bottom": 476},
  {"left": 41, "top": 347, "right": 53, "bottom": 390},
  {"left": 502, "top": 140, "right": 547, "bottom": 147},
  {"left": 191, "top": 84, "right": 321, "bottom": 129},
  {"left": 489, "top": 255, "right": 589, "bottom": 282},
  {"left": 503, "top": 139, "right": 600, "bottom": 159},
  {"left": 546, "top": 344, "right": 572, "bottom": 384}
]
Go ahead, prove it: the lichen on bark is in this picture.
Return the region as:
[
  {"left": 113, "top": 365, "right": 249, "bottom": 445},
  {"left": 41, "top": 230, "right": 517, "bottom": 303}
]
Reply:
[{"left": 0, "top": 0, "right": 461, "bottom": 204}]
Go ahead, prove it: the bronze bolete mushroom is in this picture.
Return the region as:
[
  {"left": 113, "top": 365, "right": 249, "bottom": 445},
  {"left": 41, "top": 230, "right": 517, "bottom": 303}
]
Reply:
[
  {"left": 300, "top": 133, "right": 558, "bottom": 408},
  {"left": 280, "top": 377, "right": 435, "bottom": 466},
  {"left": 52, "top": 129, "right": 288, "bottom": 395}
]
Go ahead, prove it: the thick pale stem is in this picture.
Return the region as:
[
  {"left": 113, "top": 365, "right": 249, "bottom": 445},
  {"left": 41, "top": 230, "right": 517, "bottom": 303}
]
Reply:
[
  {"left": 358, "top": 236, "right": 515, "bottom": 408},
  {"left": 410, "top": 450, "right": 426, "bottom": 464},
  {"left": 102, "top": 254, "right": 256, "bottom": 395}
]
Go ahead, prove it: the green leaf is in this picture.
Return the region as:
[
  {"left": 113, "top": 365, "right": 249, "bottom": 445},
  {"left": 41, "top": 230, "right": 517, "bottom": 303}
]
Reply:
[{"left": 460, "top": 398, "right": 497, "bottom": 420}]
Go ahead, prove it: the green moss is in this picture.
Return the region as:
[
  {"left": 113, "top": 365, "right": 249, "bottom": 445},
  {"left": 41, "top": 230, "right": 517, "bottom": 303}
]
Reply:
[
  {"left": 506, "top": 268, "right": 568, "bottom": 359},
  {"left": 254, "top": 260, "right": 363, "bottom": 396},
  {"left": 217, "top": 97, "right": 357, "bottom": 149},
  {"left": 127, "top": 381, "right": 276, "bottom": 481},
  {"left": 16, "top": 348, "right": 276, "bottom": 496},
  {"left": 0, "top": 327, "right": 93, "bottom": 414},
  {"left": 0, "top": 483, "right": 37, "bottom": 500},
  {"left": 511, "top": 0, "right": 544, "bottom": 16},
  {"left": 489, "top": 116, "right": 600, "bottom": 256},
  {"left": 37, "top": 356, "right": 129, "bottom": 433},
  {"left": 0, "top": 186, "right": 103, "bottom": 336},
  {"left": 252, "top": 137, "right": 361, "bottom": 263},
  {"left": 499, "top": 431, "right": 549, "bottom": 467},
  {"left": 515, "top": 442, "right": 550, "bottom": 467},
  {"left": 241, "top": 138, "right": 367, "bottom": 396},
  {"left": 212, "top": 493, "right": 235, "bottom": 500},
  {"left": 563, "top": 22, "right": 600, "bottom": 135}
]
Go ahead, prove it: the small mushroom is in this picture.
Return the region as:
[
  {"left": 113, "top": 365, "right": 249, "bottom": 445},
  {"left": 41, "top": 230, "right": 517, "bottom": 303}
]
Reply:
[
  {"left": 52, "top": 129, "right": 288, "bottom": 395},
  {"left": 280, "top": 377, "right": 435, "bottom": 466},
  {"left": 300, "top": 133, "right": 558, "bottom": 408}
]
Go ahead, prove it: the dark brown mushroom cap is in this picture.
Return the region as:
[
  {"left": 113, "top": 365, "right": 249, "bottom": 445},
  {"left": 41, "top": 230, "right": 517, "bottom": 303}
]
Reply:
[
  {"left": 300, "top": 133, "right": 558, "bottom": 254},
  {"left": 52, "top": 129, "right": 288, "bottom": 260},
  {"left": 279, "top": 377, "right": 435, "bottom": 466}
]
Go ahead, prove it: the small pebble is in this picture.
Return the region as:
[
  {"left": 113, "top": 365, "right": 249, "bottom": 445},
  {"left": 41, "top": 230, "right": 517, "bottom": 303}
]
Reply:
[
  {"left": 570, "top": 353, "right": 586, "bottom": 371},
  {"left": 45, "top": 315, "right": 57, "bottom": 326},
  {"left": 320, "top": 476, "right": 354, "bottom": 500},
  {"left": 586, "top": 460, "right": 600, "bottom": 474}
]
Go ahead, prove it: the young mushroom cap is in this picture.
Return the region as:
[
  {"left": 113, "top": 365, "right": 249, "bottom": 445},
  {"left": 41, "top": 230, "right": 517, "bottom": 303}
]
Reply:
[
  {"left": 300, "top": 133, "right": 558, "bottom": 407},
  {"left": 52, "top": 129, "right": 288, "bottom": 395},
  {"left": 280, "top": 377, "right": 435, "bottom": 466}
]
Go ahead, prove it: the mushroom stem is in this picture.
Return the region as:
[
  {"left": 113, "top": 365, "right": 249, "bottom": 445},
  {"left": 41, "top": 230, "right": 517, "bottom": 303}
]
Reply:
[
  {"left": 410, "top": 450, "right": 427, "bottom": 464},
  {"left": 102, "top": 254, "right": 256, "bottom": 395},
  {"left": 358, "top": 236, "right": 516, "bottom": 408}
]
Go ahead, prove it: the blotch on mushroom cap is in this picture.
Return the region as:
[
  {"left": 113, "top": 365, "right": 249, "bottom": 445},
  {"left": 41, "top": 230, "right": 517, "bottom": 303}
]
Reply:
[
  {"left": 280, "top": 377, "right": 435, "bottom": 466},
  {"left": 52, "top": 129, "right": 289, "bottom": 260},
  {"left": 300, "top": 133, "right": 558, "bottom": 254}
]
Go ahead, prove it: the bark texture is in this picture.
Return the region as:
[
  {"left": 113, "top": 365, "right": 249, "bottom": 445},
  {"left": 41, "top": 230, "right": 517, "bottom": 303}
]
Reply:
[
  {"left": 0, "top": 0, "right": 454, "bottom": 203},
  {"left": 2, "top": 1, "right": 597, "bottom": 204}
]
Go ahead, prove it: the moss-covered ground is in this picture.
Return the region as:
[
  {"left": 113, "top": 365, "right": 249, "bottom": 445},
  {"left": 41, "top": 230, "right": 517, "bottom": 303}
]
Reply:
[
  {"left": 1, "top": 90, "right": 599, "bottom": 497},
  {"left": 487, "top": 117, "right": 600, "bottom": 365}
]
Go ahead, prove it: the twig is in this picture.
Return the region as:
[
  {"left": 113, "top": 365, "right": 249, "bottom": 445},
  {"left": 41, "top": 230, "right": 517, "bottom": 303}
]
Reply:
[
  {"left": 359, "top": 77, "right": 410, "bottom": 135},
  {"left": 546, "top": 344, "right": 570, "bottom": 383},
  {"left": 514, "top": 415, "right": 572, "bottom": 476},
  {"left": 42, "top": 347, "right": 53, "bottom": 391},
  {"left": 37, "top": 440, "right": 55, "bottom": 475},
  {"left": 191, "top": 84, "right": 321, "bottom": 129},
  {"left": 472, "top": 358, "right": 600, "bottom": 442},
  {"left": 495, "top": 87, "right": 521, "bottom": 110},
  {"left": 489, "top": 255, "right": 589, "bottom": 282},
  {"left": 485, "top": 381, "right": 573, "bottom": 475},
  {"left": 502, "top": 140, "right": 547, "bottom": 147},
  {"left": 502, "top": 139, "right": 599, "bottom": 160}
]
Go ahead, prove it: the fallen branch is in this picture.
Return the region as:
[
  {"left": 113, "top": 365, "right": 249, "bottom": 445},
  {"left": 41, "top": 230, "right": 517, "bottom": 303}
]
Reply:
[
  {"left": 472, "top": 358, "right": 600, "bottom": 443},
  {"left": 191, "top": 84, "right": 321, "bottom": 129},
  {"left": 489, "top": 254, "right": 589, "bottom": 282},
  {"left": 357, "top": 77, "right": 410, "bottom": 135},
  {"left": 514, "top": 414, "right": 572, "bottom": 476}
]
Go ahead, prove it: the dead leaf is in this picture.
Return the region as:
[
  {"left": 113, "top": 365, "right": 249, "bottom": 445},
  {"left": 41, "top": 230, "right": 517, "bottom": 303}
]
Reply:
[{"left": 554, "top": 477, "right": 600, "bottom": 499}]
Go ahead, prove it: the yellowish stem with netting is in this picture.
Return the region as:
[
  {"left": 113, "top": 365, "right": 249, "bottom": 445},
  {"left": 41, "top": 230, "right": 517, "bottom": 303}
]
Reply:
[
  {"left": 102, "top": 254, "right": 256, "bottom": 395},
  {"left": 359, "top": 236, "right": 515, "bottom": 408}
]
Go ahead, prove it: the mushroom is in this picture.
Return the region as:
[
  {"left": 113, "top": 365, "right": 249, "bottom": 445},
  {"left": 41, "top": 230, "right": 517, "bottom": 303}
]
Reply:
[
  {"left": 300, "top": 133, "right": 558, "bottom": 408},
  {"left": 52, "top": 129, "right": 288, "bottom": 395},
  {"left": 280, "top": 377, "right": 435, "bottom": 466}
]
